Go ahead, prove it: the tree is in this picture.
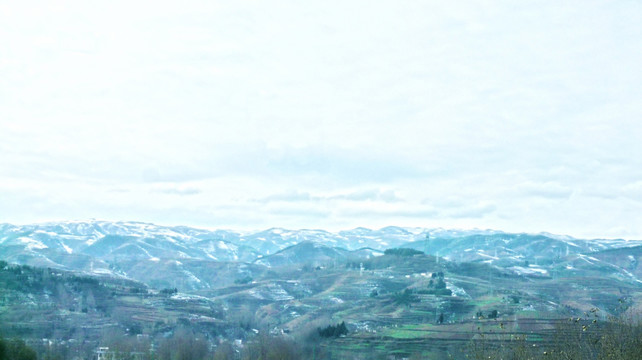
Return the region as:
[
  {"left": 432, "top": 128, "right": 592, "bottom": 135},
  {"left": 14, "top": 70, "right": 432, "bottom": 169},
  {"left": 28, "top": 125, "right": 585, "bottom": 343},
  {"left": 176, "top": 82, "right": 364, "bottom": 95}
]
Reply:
[
  {"left": 393, "top": 289, "right": 418, "bottom": 305},
  {"left": 384, "top": 248, "right": 424, "bottom": 256},
  {"left": 318, "top": 321, "right": 348, "bottom": 338},
  {"left": 240, "top": 334, "right": 302, "bottom": 360},
  {"left": 160, "top": 288, "right": 178, "bottom": 295},
  {"left": 0, "top": 338, "right": 5, "bottom": 360},
  {"left": 156, "top": 329, "right": 209, "bottom": 360},
  {"left": 213, "top": 341, "right": 235, "bottom": 360},
  {"left": 420, "top": 276, "right": 452, "bottom": 296},
  {"left": 0, "top": 338, "right": 37, "bottom": 360}
]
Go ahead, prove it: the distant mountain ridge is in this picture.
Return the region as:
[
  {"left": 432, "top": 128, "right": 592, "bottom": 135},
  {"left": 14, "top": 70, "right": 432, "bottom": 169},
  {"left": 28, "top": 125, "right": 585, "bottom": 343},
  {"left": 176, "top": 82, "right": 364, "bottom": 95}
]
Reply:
[{"left": 1, "top": 220, "right": 640, "bottom": 290}]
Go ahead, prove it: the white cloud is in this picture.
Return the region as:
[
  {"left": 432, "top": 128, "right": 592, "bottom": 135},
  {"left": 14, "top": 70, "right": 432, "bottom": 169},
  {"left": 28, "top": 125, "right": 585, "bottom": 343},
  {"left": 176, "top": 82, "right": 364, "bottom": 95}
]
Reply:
[
  {"left": 1, "top": 1, "right": 641, "bottom": 238},
  {"left": 151, "top": 184, "right": 203, "bottom": 196},
  {"left": 621, "top": 182, "right": 642, "bottom": 202},
  {"left": 515, "top": 182, "right": 573, "bottom": 200}
]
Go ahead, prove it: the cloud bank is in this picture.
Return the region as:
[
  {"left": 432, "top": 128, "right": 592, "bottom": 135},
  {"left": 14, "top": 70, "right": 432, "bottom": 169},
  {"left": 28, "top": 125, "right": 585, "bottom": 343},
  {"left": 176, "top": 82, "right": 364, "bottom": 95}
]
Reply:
[{"left": 1, "top": 1, "right": 641, "bottom": 238}]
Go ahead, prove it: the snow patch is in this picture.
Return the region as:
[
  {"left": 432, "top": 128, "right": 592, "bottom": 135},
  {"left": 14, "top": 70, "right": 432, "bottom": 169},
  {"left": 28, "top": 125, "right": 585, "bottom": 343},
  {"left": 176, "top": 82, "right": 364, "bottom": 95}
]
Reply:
[
  {"left": 91, "top": 268, "right": 114, "bottom": 275},
  {"left": 577, "top": 254, "right": 597, "bottom": 265},
  {"left": 182, "top": 269, "right": 202, "bottom": 284},
  {"left": 60, "top": 242, "right": 73, "bottom": 254},
  {"left": 18, "top": 237, "right": 47, "bottom": 250},
  {"left": 171, "top": 293, "right": 210, "bottom": 301},
  {"left": 476, "top": 251, "right": 499, "bottom": 260},
  {"left": 447, "top": 283, "right": 470, "bottom": 298},
  {"left": 509, "top": 266, "right": 548, "bottom": 276}
]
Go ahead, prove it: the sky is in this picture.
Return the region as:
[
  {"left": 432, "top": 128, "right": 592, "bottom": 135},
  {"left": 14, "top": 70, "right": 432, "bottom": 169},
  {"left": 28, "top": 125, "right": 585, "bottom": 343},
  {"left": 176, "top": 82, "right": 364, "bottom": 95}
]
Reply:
[{"left": 1, "top": 1, "right": 641, "bottom": 239}]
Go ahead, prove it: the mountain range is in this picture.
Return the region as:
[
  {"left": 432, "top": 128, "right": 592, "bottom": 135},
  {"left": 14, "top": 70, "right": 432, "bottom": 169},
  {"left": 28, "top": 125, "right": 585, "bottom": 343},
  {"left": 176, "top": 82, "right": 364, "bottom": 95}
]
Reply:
[
  {"left": 3, "top": 220, "right": 642, "bottom": 358},
  {"left": 1, "top": 220, "right": 640, "bottom": 291}
]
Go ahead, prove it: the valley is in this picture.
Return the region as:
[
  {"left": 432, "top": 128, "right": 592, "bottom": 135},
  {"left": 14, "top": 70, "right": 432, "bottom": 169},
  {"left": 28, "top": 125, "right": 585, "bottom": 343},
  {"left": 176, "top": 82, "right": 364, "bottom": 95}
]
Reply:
[{"left": 1, "top": 221, "right": 642, "bottom": 359}]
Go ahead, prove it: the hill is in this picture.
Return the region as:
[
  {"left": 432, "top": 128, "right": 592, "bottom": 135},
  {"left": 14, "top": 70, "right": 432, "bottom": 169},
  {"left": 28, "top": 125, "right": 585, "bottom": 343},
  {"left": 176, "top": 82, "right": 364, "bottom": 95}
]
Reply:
[{"left": 3, "top": 221, "right": 642, "bottom": 358}]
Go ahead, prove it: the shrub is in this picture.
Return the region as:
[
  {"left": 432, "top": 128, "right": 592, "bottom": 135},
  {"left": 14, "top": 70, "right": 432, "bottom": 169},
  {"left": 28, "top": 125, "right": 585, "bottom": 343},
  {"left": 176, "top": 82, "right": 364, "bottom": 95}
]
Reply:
[
  {"left": 393, "top": 289, "right": 419, "bottom": 305},
  {"left": 466, "top": 310, "right": 642, "bottom": 360},
  {"left": 384, "top": 248, "right": 424, "bottom": 257},
  {"left": 234, "top": 276, "right": 253, "bottom": 285},
  {"left": 160, "top": 288, "right": 178, "bottom": 295}
]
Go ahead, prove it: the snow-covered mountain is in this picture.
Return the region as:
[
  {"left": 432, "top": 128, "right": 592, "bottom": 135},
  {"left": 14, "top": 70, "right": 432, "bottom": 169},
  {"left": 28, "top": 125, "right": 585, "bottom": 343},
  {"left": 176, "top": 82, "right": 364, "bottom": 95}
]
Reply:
[
  {"left": 253, "top": 241, "right": 383, "bottom": 268},
  {"left": 0, "top": 221, "right": 253, "bottom": 274},
  {"left": 401, "top": 232, "right": 641, "bottom": 267},
  {"left": 1, "top": 220, "right": 640, "bottom": 290}
]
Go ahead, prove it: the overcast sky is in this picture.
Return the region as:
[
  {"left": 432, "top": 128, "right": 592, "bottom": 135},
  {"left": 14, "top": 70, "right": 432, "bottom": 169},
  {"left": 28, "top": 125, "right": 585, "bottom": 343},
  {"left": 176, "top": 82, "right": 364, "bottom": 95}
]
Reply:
[{"left": 1, "top": 1, "right": 641, "bottom": 238}]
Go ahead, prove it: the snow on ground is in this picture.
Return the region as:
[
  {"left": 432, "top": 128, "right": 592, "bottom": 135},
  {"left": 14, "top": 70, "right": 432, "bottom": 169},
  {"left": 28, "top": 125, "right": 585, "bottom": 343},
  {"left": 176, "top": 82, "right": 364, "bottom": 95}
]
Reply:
[
  {"left": 34, "top": 230, "right": 60, "bottom": 237},
  {"left": 91, "top": 268, "right": 114, "bottom": 275},
  {"left": 509, "top": 266, "right": 549, "bottom": 276},
  {"left": 171, "top": 293, "right": 211, "bottom": 301},
  {"left": 18, "top": 237, "right": 48, "bottom": 250},
  {"left": 137, "top": 245, "right": 158, "bottom": 260},
  {"left": 476, "top": 251, "right": 499, "bottom": 260},
  {"left": 577, "top": 254, "right": 597, "bottom": 265},
  {"left": 248, "top": 289, "right": 265, "bottom": 300},
  {"left": 60, "top": 242, "right": 73, "bottom": 254},
  {"left": 267, "top": 283, "right": 294, "bottom": 301},
  {"left": 182, "top": 269, "right": 202, "bottom": 283},
  {"left": 447, "top": 282, "right": 470, "bottom": 298}
]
